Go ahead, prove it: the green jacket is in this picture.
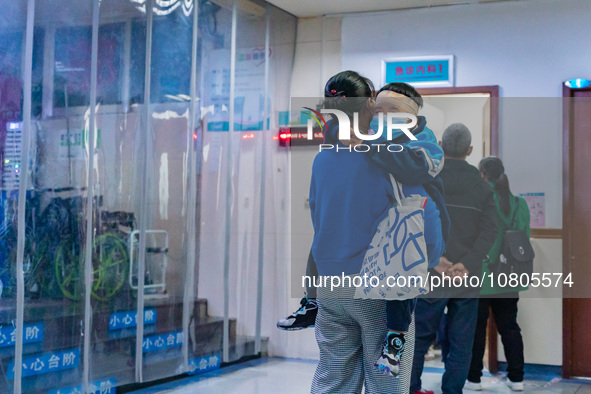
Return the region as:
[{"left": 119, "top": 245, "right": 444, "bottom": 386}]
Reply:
[{"left": 480, "top": 184, "right": 531, "bottom": 295}]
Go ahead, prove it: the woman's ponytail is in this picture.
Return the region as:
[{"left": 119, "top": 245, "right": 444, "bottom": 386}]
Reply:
[
  {"left": 495, "top": 172, "right": 511, "bottom": 216},
  {"left": 479, "top": 157, "right": 511, "bottom": 216}
]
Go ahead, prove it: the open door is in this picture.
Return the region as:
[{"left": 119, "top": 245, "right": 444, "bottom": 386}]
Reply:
[
  {"left": 417, "top": 85, "right": 500, "bottom": 373},
  {"left": 417, "top": 86, "right": 499, "bottom": 157}
]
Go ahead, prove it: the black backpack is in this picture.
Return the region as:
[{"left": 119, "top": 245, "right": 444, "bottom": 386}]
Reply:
[{"left": 497, "top": 196, "right": 535, "bottom": 277}]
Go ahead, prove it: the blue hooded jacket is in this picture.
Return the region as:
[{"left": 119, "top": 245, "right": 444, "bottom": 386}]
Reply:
[
  {"left": 323, "top": 116, "right": 450, "bottom": 246},
  {"left": 309, "top": 118, "right": 447, "bottom": 275},
  {"left": 309, "top": 145, "right": 394, "bottom": 276}
]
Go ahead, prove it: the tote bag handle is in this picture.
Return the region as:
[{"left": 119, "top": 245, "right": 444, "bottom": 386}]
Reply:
[{"left": 389, "top": 174, "right": 405, "bottom": 206}]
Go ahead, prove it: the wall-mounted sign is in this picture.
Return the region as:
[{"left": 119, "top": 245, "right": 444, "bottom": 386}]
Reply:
[
  {"left": 382, "top": 55, "right": 454, "bottom": 88},
  {"left": 205, "top": 47, "right": 271, "bottom": 132},
  {"left": 519, "top": 192, "right": 545, "bottom": 228}
]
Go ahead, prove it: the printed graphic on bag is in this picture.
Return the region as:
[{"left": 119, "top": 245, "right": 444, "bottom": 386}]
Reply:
[{"left": 355, "top": 176, "right": 430, "bottom": 301}]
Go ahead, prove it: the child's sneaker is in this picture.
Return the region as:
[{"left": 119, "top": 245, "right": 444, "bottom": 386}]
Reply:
[
  {"left": 276, "top": 296, "right": 318, "bottom": 330},
  {"left": 374, "top": 331, "right": 405, "bottom": 377}
]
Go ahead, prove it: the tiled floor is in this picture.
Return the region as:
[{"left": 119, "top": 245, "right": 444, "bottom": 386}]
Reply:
[{"left": 135, "top": 358, "right": 591, "bottom": 393}]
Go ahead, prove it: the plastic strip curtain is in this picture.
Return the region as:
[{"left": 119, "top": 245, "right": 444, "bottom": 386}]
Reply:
[
  {"left": 255, "top": 4, "right": 271, "bottom": 355},
  {"left": 135, "top": 0, "right": 154, "bottom": 383},
  {"left": 82, "top": 0, "right": 100, "bottom": 392},
  {"left": 13, "top": 0, "right": 35, "bottom": 392},
  {"left": 231, "top": 0, "right": 269, "bottom": 361},
  {"left": 3, "top": 1, "right": 295, "bottom": 390},
  {"left": 223, "top": 0, "right": 238, "bottom": 364},
  {"left": 182, "top": 0, "right": 200, "bottom": 371}
]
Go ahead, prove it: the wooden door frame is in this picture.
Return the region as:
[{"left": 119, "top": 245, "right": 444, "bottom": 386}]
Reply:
[
  {"left": 417, "top": 85, "right": 499, "bottom": 156},
  {"left": 417, "top": 85, "right": 500, "bottom": 373},
  {"left": 562, "top": 83, "right": 591, "bottom": 378}
]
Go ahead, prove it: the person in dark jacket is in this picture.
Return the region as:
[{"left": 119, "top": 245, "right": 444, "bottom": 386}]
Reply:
[{"left": 410, "top": 123, "right": 498, "bottom": 394}]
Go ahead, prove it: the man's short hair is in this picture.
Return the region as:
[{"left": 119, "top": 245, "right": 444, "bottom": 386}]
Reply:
[
  {"left": 441, "top": 123, "right": 472, "bottom": 158},
  {"left": 377, "top": 82, "right": 423, "bottom": 109}
]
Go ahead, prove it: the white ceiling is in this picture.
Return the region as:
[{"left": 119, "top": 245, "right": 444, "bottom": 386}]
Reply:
[{"left": 266, "top": 0, "right": 527, "bottom": 18}]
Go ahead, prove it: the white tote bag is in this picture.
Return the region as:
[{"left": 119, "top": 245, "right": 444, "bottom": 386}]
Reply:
[{"left": 355, "top": 174, "right": 430, "bottom": 300}]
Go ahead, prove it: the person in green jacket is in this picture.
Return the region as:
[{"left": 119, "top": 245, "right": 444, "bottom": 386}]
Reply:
[{"left": 466, "top": 157, "right": 530, "bottom": 392}]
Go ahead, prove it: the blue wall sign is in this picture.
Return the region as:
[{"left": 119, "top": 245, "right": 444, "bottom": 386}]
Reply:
[
  {"left": 8, "top": 348, "right": 80, "bottom": 379},
  {"left": 47, "top": 377, "right": 116, "bottom": 394},
  {"left": 382, "top": 55, "right": 454, "bottom": 87},
  {"left": 188, "top": 354, "right": 221, "bottom": 375},
  {"left": 143, "top": 331, "right": 184, "bottom": 353},
  {"left": 0, "top": 323, "right": 43, "bottom": 347},
  {"left": 109, "top": 309, "right": 157, "bottom": 330}
]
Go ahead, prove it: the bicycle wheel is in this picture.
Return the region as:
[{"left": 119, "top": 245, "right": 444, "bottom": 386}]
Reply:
[
  {"left": 91, "top": 233, "right": 128, "bottom": 301},
  {"left": 55, "top": 239, "right": 85, "bottom": 301}
]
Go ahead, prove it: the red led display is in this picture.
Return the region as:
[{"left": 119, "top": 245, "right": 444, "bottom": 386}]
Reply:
[{"left": 276, "top": 126, "right": 324, "bottom": 147}]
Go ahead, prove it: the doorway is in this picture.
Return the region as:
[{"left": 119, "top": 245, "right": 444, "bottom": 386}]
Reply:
[
  {"left": 417, "top": 85, "right": 500, "bottom": 373},
  {"left": 417, "top": 86, "right": 499, "bottom": 157},
  {"left": 562, "top": 84, "right": 591, "bottom": 378}
]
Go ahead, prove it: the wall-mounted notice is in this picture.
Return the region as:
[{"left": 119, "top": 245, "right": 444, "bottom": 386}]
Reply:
[
  {"left": 205, "top": 47, "right": 271, "bottom": 132},
  {"left": 382, "top": 55, "right": 454, "bottom": 88},
  {"left": 519, "top": 192, "right": 545, "bottom": 228}
]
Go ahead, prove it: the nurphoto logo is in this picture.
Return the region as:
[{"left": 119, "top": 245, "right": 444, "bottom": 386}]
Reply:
[{"left": 303, "top": 107, "right": 417, "bottom": 152}]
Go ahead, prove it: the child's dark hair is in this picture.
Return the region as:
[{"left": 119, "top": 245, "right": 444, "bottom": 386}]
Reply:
[
  {"left": 323, "top": 71, "right": 374, "bottom": 118},
  {"left": 377, "top": 82, "right": 423, "bottom": 109},
  {"left": 479, "top": 157, "right": 511, "bottom": 216}
]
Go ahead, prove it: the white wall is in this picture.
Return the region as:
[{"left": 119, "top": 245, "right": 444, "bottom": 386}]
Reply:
[
  {"left": 195, "top": 6, "right": 298, "bottom": 361},
  {"left": 291, "top": 16, "right": 342, "bottom": 98},
  {"left": 338, "top": 0, "right": 591, "bottom": 366},
  {"left": 498, "top": 239, "right": 563, "bottom": 365},
  {"left": 275, "top": 16, "right": 342, "bottom": 360},
  {"left": 340, "top": 0, "right": 591, "bottom": 229}
]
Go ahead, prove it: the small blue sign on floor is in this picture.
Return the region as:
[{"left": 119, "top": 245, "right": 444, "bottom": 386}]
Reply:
[
  {"left": 143, "top": 331, "right": 184, "bottom": 353},
  {"left": 188, "top": 354, "right": 221, "bottom": 375},
  {"left": 0, "top": 323, "right": 43, "bottom": 347},
  {"left": 8, "top": 348, "right": 80, "bottom": 379},
  {"left": 109, "top": 309, "right": 157, "bottom": 330},
  {"left": 47, "top": 377, "right": 116, "bottom": 394}
]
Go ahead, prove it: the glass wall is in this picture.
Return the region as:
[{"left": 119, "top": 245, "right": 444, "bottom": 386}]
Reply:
[{"left": 0, "top": 0, "right": 296, "bottom": 392}]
